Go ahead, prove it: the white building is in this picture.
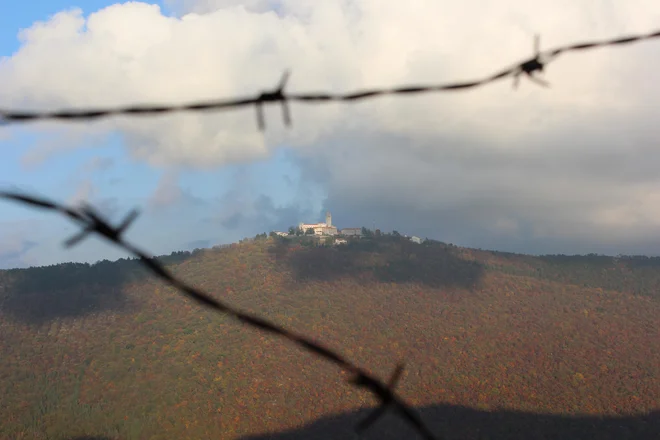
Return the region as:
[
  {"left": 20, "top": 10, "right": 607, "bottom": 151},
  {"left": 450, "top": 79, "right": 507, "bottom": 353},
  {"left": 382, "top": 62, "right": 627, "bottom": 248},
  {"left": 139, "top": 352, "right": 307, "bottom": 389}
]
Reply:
[
  {"left": 410, "top": 236, "right": 422, "bottom": 244},
  {"left": 340, "top": 228, "right": 362, "bottom": 237},
  {"left": 299, "top": 211, "right": 338, "bottom": 236}
]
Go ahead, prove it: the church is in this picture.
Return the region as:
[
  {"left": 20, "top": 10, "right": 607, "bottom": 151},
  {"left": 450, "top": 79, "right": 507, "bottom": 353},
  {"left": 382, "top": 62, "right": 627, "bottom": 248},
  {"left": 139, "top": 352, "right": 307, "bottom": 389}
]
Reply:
[{"left": 298, "top": 212, "right": 338, "bottom": 236}]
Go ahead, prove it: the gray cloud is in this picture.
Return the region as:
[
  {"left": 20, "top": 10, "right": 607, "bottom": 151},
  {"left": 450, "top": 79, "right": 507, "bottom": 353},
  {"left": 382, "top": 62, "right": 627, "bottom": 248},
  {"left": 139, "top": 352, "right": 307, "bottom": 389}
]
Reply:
[
  {"left": 291, "top": 118, "right": 660, "bottom": 255},
  {"left": 209, "top": 194, "right": 314, "bottom": 235},
  {"left": 148, "top": 169, "right": 206, "bottom": 211},
  {"left": 66, "top": 176, "right": 121, "bottom": 220},
  {"left": 94, "top": 196, "right": 122, "bottom": 220},
  {"left": 219, "top": 211, "right": 243, "bottom": 230},
  {"left": 203, "top": 164, "right": 317, "bottom": 235},
  {"left": 253, "top": 193, "right": 318, "bottom": 232}
]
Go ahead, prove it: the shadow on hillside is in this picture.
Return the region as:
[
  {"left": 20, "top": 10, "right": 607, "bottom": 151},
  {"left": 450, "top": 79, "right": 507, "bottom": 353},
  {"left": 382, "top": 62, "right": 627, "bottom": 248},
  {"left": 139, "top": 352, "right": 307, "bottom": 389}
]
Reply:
[
  {"left": 0, "top": 261, "right": 138, "bottom": 326},
  {"left": 0, "top": 251, "right": 196, "bottom": 326},
  {"left": 535, "top": 254, "right": 660, "bottom": 299},
  {"left": 270, "top": 238, "right": 484, "bottom": 290},
  {"left": 240, "top": 403, "right": 660, "bottom": 440},
  {"left": 0, "top": 252, "right": 200, "bottom": 325}
]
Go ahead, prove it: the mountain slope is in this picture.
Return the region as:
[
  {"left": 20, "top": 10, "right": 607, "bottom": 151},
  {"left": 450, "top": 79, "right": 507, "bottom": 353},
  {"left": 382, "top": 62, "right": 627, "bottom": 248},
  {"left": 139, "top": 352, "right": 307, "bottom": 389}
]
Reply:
[{"left": 1, "top": 236, "right": 659, "bottom": 439}]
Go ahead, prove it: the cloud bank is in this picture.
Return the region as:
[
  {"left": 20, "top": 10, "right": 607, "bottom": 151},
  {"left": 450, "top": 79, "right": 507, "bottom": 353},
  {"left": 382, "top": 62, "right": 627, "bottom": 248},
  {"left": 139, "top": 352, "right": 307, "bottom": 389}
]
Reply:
[{"left": 2, "top": 0, "right": 660, "bottom": 258}]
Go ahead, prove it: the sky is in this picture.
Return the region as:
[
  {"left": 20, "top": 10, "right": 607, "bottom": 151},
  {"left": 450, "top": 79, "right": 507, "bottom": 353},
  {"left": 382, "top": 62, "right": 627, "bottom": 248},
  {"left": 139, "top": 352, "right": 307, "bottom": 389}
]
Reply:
[{"left": 1, "top": 0, "right": 660, "bottom": 269}]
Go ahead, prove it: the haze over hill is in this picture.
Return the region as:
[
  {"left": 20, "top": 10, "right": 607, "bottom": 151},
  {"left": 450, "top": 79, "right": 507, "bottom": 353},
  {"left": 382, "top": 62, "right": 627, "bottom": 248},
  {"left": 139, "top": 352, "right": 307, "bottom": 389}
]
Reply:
[{"left": 1, "top": 233, "right": 659, "bottom": 439}]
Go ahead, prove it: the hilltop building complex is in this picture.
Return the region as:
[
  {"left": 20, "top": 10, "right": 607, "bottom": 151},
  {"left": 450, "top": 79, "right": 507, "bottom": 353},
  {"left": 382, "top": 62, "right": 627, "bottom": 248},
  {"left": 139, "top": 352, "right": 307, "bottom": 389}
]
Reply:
[{"left": 299, "top": 212, "right": 338, "bottom": 236}]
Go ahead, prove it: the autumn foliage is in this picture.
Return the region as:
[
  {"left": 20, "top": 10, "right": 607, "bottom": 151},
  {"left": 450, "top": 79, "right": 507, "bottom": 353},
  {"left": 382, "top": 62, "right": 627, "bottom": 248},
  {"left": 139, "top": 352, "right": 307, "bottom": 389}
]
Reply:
[{"left": 0, "top": 236, "right": 659, "bottom": 439}]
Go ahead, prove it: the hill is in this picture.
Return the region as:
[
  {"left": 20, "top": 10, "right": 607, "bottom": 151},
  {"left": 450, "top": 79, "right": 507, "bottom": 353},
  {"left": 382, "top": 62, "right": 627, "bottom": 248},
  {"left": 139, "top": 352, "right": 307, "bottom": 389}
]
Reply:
[{"left": 1, "top": 235, "right": 659, "bottom": 439}]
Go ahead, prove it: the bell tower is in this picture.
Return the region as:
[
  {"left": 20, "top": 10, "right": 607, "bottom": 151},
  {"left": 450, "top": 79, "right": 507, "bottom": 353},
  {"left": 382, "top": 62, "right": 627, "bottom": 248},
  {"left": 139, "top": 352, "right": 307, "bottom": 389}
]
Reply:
[{"left": 325, "top": 211, "right": 332, "bottom": 227}]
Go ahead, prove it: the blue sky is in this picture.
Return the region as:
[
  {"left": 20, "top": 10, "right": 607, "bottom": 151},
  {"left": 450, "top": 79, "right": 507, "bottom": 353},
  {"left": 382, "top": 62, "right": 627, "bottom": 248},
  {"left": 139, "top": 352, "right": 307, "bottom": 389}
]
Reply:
[
  {"left": 0, "top": 0, "right": 326, "bottom": 269},
  {"left": 0, "top": 2, "right": 124, "bottom": 55}
]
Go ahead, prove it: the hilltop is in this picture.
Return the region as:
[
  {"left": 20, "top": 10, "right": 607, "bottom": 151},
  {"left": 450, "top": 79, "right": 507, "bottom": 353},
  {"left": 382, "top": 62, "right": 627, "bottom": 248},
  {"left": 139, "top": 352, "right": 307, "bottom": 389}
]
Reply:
[{"left": 1, "top": 234, "right": 659, "bottom": 439}]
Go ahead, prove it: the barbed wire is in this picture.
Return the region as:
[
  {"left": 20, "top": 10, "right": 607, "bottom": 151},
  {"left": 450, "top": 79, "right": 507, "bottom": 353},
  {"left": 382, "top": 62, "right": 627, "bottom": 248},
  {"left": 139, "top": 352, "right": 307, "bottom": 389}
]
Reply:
[
  {"left": 0, "top": 190, "right": 437, "bottom": 439},
  {"left": 0, "top": 29, "right": 659, "bottom": 131},
  {"left": 2, "top": 27, "right": 660, "bottom": 439}
]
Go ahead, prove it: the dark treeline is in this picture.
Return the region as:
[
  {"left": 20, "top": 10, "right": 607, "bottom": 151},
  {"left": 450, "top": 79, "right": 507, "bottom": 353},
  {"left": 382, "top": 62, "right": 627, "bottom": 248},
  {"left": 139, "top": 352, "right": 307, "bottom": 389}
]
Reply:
[
  {"left": 532, "top": 253, "right": 660, "bottom": 298},
  {"left": 0, "top": 249, "right": 200, "bottom": 291},
  {"left": 0, "top": 249, "right": 201, "bottom": 324},
  {"left": 271, "top": 231, "right": 483, "bottom": 290},
  {"left": 3, "top": 232, "right": 660, "bottom": 326},
  {"left": 4, "top": 233, "right": 660, "bottom": 300}
]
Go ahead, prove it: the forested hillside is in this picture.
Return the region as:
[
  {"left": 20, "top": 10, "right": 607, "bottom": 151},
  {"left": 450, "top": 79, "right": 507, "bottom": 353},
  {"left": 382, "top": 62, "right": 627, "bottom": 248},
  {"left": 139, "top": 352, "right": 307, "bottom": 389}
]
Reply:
[{"left": 1, "top": 235, "right": 659, "bottom": 439}]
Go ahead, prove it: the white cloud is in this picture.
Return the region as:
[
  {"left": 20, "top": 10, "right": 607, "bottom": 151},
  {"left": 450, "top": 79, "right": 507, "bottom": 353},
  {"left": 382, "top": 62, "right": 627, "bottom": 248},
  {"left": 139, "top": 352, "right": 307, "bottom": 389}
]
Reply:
[
  {"left": 148, "top": 169, "right": 183, "bottom": 208},
  {"left": 0, "top": 219, "right": 43, "bottom": 269},
  {"left": 81, "top": 156, "right": 115, "bottom": 174},
  {"left": 2, "top": 1, "right": 660, "bottom": 253},
  {"left": 19, "top": 125, "right": 112, "bottom": 170},
  {"left": 68, "top": 178, "right": 96, "bottom": 205}
]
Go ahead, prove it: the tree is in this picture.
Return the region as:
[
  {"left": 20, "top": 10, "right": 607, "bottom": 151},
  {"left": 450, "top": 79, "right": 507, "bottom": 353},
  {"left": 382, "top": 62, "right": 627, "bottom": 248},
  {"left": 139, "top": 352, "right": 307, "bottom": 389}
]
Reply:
[
  {"left": 288, "top": 226, "right": 296, "bottom": 236},
  {"left": 305, "top": 228, "right": 314, "bottom": 235}
]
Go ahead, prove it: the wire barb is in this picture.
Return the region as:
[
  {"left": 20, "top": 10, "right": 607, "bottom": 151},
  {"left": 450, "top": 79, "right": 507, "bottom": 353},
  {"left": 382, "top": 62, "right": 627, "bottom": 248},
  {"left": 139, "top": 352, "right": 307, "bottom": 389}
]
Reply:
[
  {"left": 255, "top": 70, "right": 291, "bottom": 131},
  {"left": 513, "top": 34, "right": 550, "bottom": 89},
  {"left": 63, "top": 206, "right": 140, "bottom": 248},
  {"left": 355, "top": 362, "right": 407, "bottom": 433}
]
